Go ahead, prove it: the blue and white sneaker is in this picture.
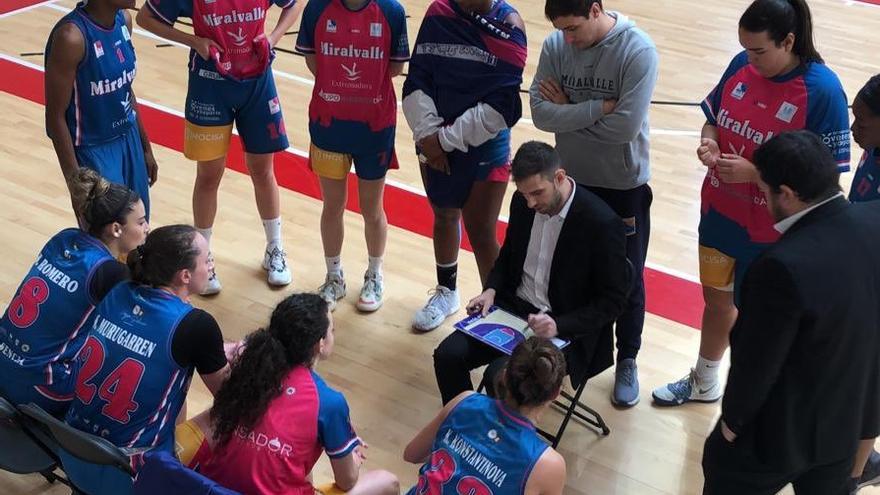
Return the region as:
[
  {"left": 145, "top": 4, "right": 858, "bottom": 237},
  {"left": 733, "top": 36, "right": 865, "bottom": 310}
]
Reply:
[
  {"left": 652, "top": 369, "right": 722, "bottom": 406},
  {"left": 612, "top": 358, "right": 640, "bottom": 407},
  {"left": 854, "top": 450, "right": 880, "bottom": 493},
  {"left": 412, "top": 286, "right": 459, "bottom": 332}
]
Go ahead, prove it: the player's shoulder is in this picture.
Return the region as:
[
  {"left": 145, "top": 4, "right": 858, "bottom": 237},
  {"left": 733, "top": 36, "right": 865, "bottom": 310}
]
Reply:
[
  {"left": 52, "top": 18, "right": 86, "bottom": 48},
  {"left": 802, "top": 61, "right": 844, "bottom": 95},
  {"left": 374, "top": 0, "right": 406, "bottom": 17},
  {"left": 311, "top": 371, "right": 348, "bottom": 409},
  {"left": 303, "top": 0, "right": 334, "bottom": 17}
]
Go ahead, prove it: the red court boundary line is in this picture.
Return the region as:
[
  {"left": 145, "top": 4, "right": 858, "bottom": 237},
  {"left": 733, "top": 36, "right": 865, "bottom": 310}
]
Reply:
[
  {"left": 0, "top": 0, "right": 52, "bottom": 16},
  {"left": 0, "top": 56, "right": 704, "bottom": 329}
]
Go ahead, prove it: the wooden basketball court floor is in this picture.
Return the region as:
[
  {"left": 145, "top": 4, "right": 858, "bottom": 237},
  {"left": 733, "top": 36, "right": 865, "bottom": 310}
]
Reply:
[{"left": 1, "top": 0, "right": 879, "bottom": 493}]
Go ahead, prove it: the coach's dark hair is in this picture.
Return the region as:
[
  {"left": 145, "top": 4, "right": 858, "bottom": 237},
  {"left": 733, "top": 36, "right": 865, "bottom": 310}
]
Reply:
[
  {"left": 545, "top": 0, "right": 601, "bottom": 20},
  {"left": 210, "top": 293, "right": 330, "bottom": 448},
  {"left": 126, "top": 225, "right": 200, "bottom": 287},
  {"left": 496, "top": 337, "right": 566, "bottom": 408},
  {"left": 857, "top": 74, "right": 880, "bottom": 116},
  {"left": 739, "top": 0, "right": 822, "bottom": 64},
  {"left": 753, "top": 130, "right": 840, "bottom": 203},
  {"left": 511, "top": 141, "right": 562, "bottom": 182},
  {"left": 68, "top": 167, "right": 141, "bottom": 237}
]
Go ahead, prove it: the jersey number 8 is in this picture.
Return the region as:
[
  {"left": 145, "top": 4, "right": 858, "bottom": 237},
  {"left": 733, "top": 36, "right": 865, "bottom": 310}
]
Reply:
[{"left": 8, "top": 277, "right": 50, "bottom": 329}]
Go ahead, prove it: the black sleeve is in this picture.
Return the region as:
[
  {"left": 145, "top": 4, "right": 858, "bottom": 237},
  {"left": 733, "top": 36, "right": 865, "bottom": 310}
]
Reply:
[
  {"left": 88, "top": 260, "right": 130, "bottom": 303},
  {"left": 721, "top": 256, "right": 801, "bottom": 436},
  {"left": 171, "top": 309, "right": 227, "bottom": 375}
]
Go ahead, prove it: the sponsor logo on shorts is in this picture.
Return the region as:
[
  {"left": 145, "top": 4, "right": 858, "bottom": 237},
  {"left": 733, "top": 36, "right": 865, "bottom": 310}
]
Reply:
[
  {"left": 198, "top": 69, "right": 224, "bottom": 80},
  {"left": 268, "top": 96, "right": 281, "bottom": 115},
  {"left": 185, "top": 126, "right": 227, "bottom": 142}
]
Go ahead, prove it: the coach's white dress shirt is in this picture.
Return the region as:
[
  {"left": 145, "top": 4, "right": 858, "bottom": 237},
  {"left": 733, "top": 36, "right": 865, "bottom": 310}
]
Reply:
[{"left": 516, "top": 178, "right": 576, "bottom": 312}]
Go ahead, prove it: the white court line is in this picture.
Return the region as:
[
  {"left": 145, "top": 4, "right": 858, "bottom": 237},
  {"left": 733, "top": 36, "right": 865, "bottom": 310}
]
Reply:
[
  {"left": 1, "top": 52, "right": 708, "bottom": 282},
  {"left": 40, "top": 2, "right": 700, "bottom": 135},
  {"left": 0, "top": 0, "right": 57, "bottom": 19}
]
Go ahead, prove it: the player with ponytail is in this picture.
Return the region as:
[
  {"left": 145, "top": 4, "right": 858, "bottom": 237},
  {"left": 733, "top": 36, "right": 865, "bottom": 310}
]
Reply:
[
  {"left": 173, "top": 293, "right": 398, "bottom": 495},
  {"left": 654, "top": 0, "right": 851, "bottom": 407},
  {"left": 63, "top": 224, "right": 229, "bottom": 494},
  {"left": 405, "top": 337, "right": 567, "bottom": 495},
  {"left": 0, "top": 168, "right": 146, "bottom": 415}
]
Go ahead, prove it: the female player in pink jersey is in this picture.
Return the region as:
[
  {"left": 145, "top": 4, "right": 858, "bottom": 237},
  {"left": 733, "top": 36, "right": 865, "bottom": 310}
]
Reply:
[
  {"left": 136, "top": 0, "right": 304, "bottom": 294},
  {"left": 295, "top": 0, "right": 409, "bottom": 313},
  {"left": 0, "top": 168, "right": 147, "bottom": 416},
  {"left": 653, "top": 0, "right": 850, "bottom": 407},
  {"left": 175, "top": 293, "right": 398, "bottom": 495},
  {"left": 404, "top": 337, "right": 566, "bottom": 495}
]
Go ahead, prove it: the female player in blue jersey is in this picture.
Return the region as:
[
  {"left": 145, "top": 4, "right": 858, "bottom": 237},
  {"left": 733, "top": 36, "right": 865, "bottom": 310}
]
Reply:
[
  {"left": 404, "top": 337, "right": 566, "bottom": 495},
  {"left": 0, "top": 168, "right": 147, "bottom": 416},
  {"left": 137, "top": 0, "right": 304, "bottom": 294},
  {"left": 46, "top": 0, "right": 157, "bottom": 220},
  {"left": 653, "top": 0, "right": 850, "bottom": 407},
  {"left": 844, "top": 74, "right": 880, "bottom": 495},
  {"left": 403, "top": 0, "right": 527, "bottom": 332},
  {"left": 169, "top": 293, "right": 397, "bottom": 495},
  {"left": 62, "top": 224, "right": 230, "bottom": 495}
]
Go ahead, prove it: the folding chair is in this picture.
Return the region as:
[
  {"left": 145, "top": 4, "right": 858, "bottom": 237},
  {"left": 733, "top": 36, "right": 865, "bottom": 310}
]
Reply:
[
  {"left": 0, "top": 396, "right": 69, "bottom": 486},
  {"left": 477, "top": 373, "right": 609, "bottom": 448},
  {"left": 478, "top": 258, "right": 635, "bottom": 448},
  {"left": 133, "top": 450, "right": 240, "bottom": 495},
  {"left": 19, "top": 402, "right": 134, "bottom": 494}
]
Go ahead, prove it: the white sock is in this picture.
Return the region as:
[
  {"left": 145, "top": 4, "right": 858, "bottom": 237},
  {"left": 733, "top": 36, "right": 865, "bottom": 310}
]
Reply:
[
  {"left": 367, "top": 256, "right": 383, "bottom": 277},
  {"left": 695, "top": 355, "right": 721, "bottom": 384},
  {"left": 196, "top": 227, "right": 212, "bottom": 247},
  {"left": 325, "top": 256, "right": 343, "bottom": 277},
  {"left": 262, "top": 217, "right": 282, "bottom": 249}
]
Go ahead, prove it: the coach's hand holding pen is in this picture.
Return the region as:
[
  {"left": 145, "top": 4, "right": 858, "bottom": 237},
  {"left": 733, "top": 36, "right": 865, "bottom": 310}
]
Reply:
[
  {"left": 466, "top": 288, "right": 496, "bottom": 317},
  {"left": 528, "top": 306, "right": 558, "bottom": 339}
]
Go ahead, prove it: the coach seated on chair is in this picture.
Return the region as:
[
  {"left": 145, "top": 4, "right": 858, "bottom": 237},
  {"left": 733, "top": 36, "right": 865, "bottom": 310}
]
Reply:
[{"left": 432, "top": 141, "right": 630, "bottom": 405}]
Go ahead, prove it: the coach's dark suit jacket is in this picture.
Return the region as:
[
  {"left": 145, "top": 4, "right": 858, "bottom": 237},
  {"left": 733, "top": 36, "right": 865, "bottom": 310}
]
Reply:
[
  {"left": 485, "top": 182, "right": 630, "bottom": 386},
  {"left": 718, "top": 196, "right": 880, "bottom": 472}
]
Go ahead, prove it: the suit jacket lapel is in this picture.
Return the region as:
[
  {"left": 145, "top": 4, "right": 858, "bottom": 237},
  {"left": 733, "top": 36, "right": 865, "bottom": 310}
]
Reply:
[{"left": 782, "top": 196, "right": 849, "bottom": 238}]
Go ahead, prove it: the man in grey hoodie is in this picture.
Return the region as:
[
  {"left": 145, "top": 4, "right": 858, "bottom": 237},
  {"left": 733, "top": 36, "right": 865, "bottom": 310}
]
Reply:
[{"left": 529, "top": 0, "right": 657, "bottom": 407}]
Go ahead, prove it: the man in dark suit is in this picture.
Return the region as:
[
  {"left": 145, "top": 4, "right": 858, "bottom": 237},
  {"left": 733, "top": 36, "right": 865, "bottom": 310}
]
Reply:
[
  {"left": 432, "top": 141, "right": 630, "bottom": 404},
  {"left": 702, "top": 130, "right": 880, "bottom": 495}
]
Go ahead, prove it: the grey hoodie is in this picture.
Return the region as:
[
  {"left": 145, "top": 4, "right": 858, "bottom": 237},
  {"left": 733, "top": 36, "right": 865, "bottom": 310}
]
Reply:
[{"left": 529, "top": 12, "right": 658, "bottom": 190}]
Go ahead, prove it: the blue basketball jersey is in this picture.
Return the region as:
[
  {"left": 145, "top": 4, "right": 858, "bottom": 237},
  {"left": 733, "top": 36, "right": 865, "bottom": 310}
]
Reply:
[
  {"left": 45, "top": 4, "right": 137, "bottom": 146},
  {"left": 408, "top": 393, "right": 548, "bottom": 495},
  {"left": 66, "top": 283, "right": 194, "bottom": 452},
  {"left": 0, "top": 228, "right": 114, "bottom": 396},
  {"left": 849, "top": 148, "right": 880, "bottom": 203}
]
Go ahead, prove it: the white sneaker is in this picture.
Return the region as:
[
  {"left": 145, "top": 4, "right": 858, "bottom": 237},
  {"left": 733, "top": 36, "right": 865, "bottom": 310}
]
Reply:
[
  {"left": 318, "top": 273, "right": 346, "bottom": 311},
  {"left": 412, "top": 286, "right": 460, "bottom": 332},
  {"left": 356, "top": 272, "right": 384, "bottom": 312},
  {"left": 200, "top": 253, "right": 222, "bottom": 296},
  {"left": 263, "top": 245, "right": 291, "bottom": 286},
  {"left": 651, "top": 368, "right": 722, "bottom": 406}
]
